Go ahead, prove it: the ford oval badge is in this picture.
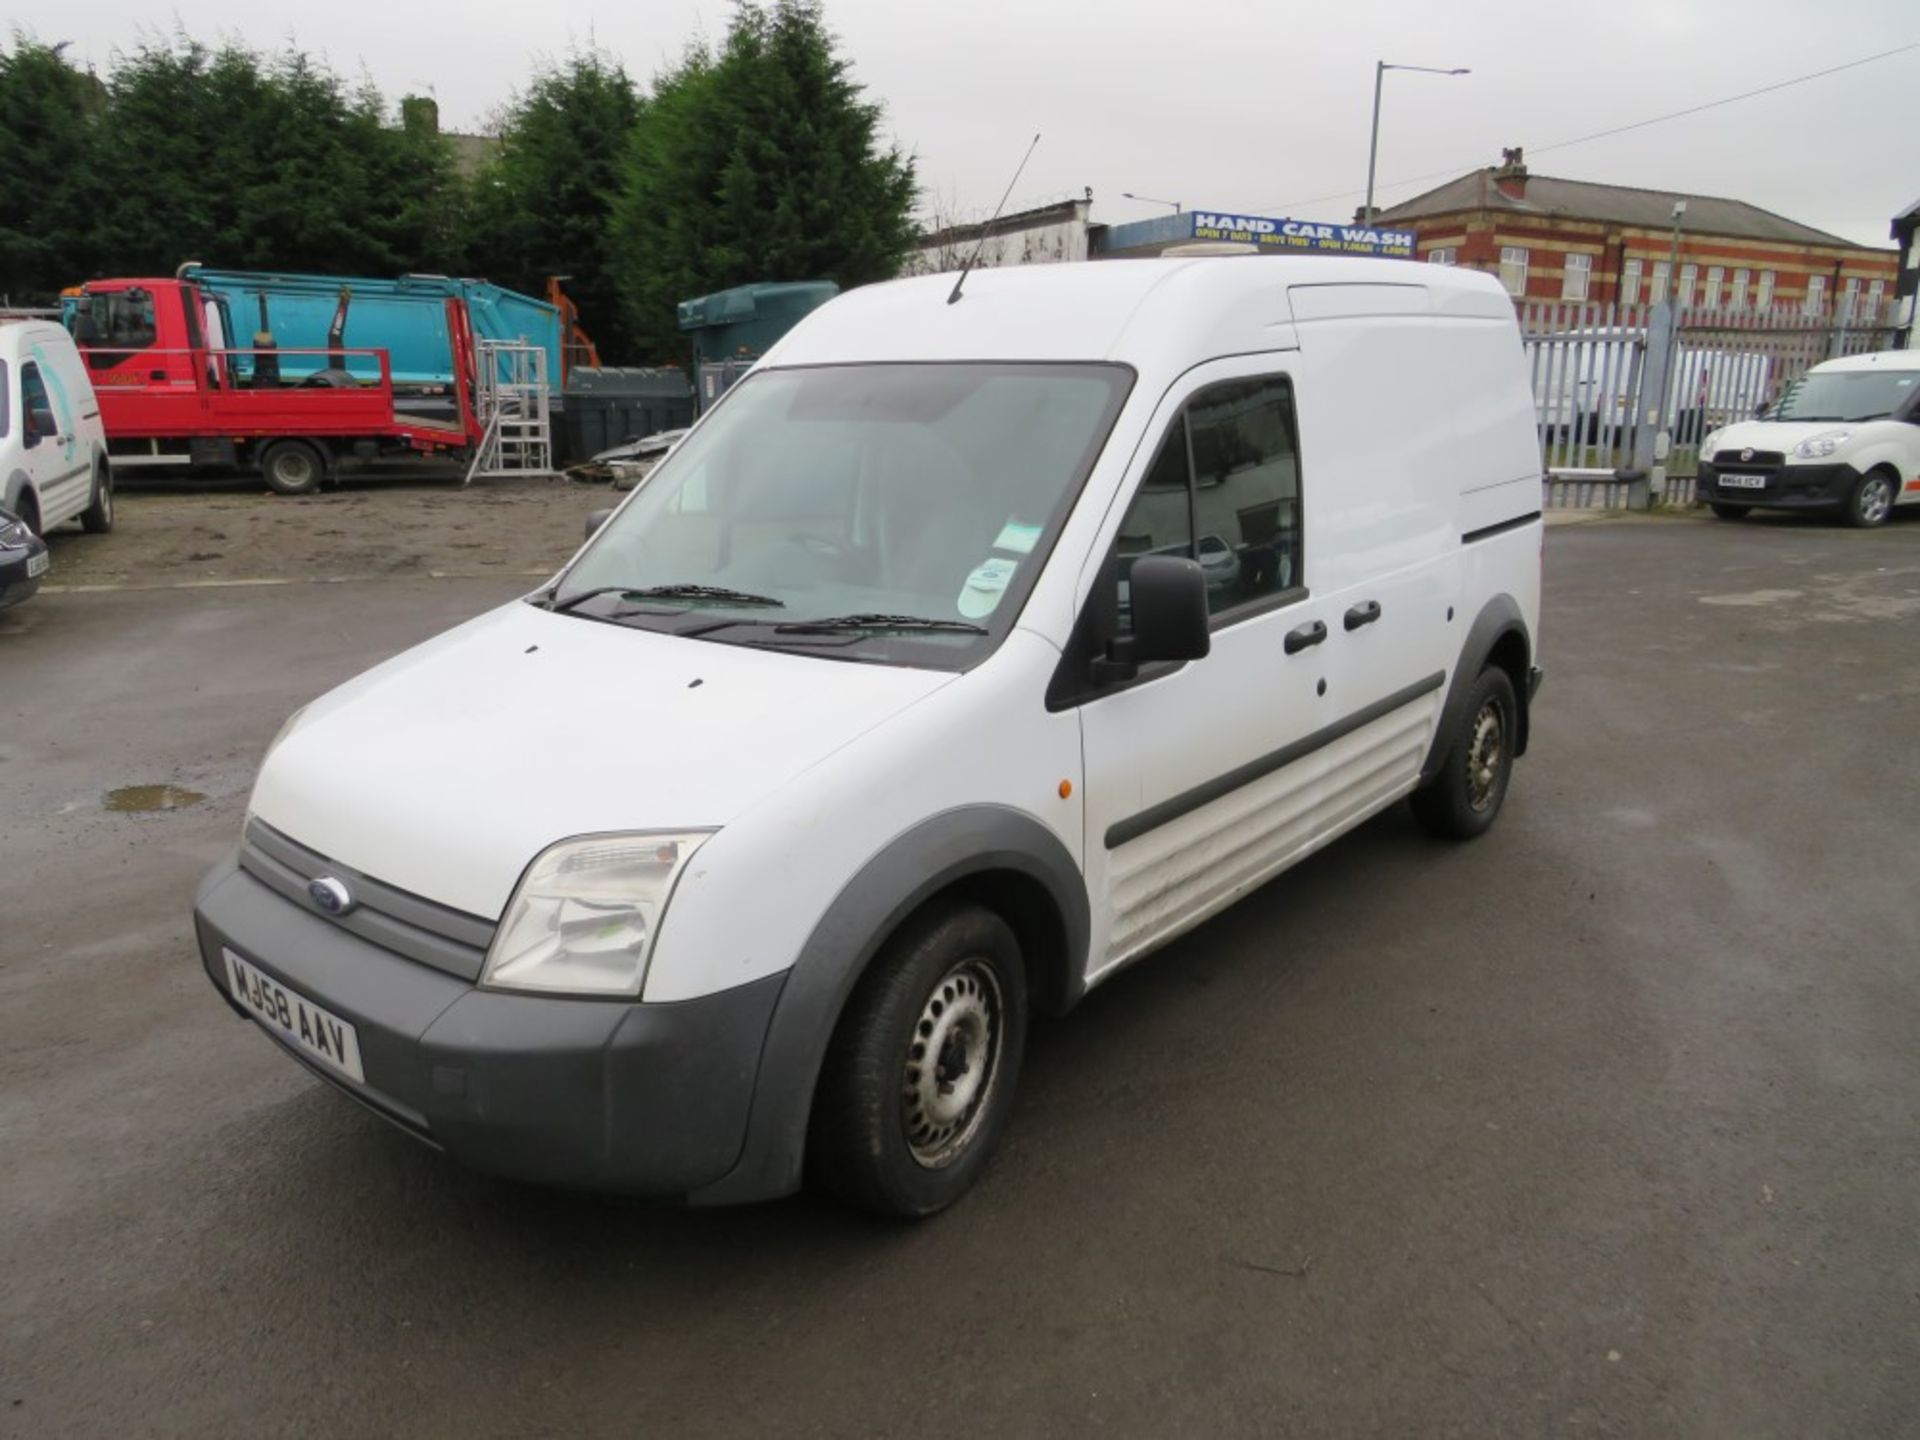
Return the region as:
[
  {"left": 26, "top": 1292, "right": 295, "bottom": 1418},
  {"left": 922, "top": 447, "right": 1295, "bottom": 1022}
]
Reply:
[{"left": 309, "top": 876, "right": 354, "bottom": 916}]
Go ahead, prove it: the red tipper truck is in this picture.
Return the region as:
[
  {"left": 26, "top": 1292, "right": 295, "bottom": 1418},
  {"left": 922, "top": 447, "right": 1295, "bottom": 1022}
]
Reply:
[{"left": 67, "top": 276, "right": 481, "bottom": 494}]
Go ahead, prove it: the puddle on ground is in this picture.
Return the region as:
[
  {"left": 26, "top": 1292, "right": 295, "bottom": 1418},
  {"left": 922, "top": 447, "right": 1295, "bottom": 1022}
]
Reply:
[{"left": 104, "top": 784, "right": 207, "bottom": 813}]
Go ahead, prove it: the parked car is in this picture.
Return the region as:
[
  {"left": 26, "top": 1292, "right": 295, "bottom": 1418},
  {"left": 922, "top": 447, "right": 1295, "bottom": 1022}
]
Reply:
[
  {"left": 2, "top": 317, "right": 114, "bottom": 535},
  {"left": 0, "top": 506, "right": 49, "bottom": 609},
  {"left": 192, "top": 257, "right": 1546, "bottom": 1217},
  {"left": 1697, "top": 350, "right": 1920, "bottom": 526}
]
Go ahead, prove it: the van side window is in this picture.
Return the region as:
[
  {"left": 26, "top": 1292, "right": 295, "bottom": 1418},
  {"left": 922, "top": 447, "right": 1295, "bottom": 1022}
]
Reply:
[
  {"left": 1113, "top": 376, "right": 1302, "bottom": 628},
  {"left": 19, "top": 363, "right": 54, "bottom": 437},
  {"left": 1113, "top": 420, "right": 1195, "bottom": 633}
]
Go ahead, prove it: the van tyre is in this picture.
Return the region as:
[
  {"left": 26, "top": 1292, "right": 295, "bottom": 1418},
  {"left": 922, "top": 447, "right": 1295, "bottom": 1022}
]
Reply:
[
  {"left": 810, "top": 904, "right": 1028, "bottom": 1218},
  {"left": 1412, "top": 666, "right": 1519, "bottom": 841},
  {"left": 1844, "top": 468, "right": 1896, "bottom": 529},
  {"left": 260, "top": 440, "right": 326, "bottom": 497},
  {"left": 1709, "top": 502, "right": 1750, "bottom": 520},
  {"left": 80, "top": 463, "right": 114, "bottom": 533}
]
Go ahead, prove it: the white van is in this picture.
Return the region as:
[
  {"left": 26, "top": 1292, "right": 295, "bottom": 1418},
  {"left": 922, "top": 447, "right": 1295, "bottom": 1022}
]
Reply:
[
  {"left": 1697, "top": 349, "right": 1920, "bottom": 526},
  {"left": 193, "top": 258, "right": 1545, "bottom": 1216},
  {"left": 1, "top": 319, "right": 115, "bottom": 535}
]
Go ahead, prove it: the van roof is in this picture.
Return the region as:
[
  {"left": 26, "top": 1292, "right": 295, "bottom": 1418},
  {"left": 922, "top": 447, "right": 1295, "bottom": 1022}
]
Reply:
[
  {"left": 766, "top": 256, "right": 1515, "bottom": 377},
  {"left": 1811, "top": 349, "right": 1920, "bottom": 374}
]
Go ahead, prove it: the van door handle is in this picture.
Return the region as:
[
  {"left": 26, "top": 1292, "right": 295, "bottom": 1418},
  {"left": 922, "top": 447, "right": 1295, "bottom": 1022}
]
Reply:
[
  {"left": 1284, "top": 620, "right": 1327, "bottom": 655},
  {"left": 1344, "top": 600, "right": 1382, "bottom": 631}
]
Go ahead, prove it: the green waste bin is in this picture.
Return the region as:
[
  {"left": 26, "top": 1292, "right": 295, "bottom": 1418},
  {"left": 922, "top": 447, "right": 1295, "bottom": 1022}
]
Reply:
[{"left": 678, "top": 281, "right": 839, "bottom": 410}]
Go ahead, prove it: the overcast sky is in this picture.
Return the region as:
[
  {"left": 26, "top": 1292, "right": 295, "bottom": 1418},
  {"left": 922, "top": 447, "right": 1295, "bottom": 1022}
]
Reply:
[{"left": 26, "top": 0, "right": 1919, "bottom": 248}]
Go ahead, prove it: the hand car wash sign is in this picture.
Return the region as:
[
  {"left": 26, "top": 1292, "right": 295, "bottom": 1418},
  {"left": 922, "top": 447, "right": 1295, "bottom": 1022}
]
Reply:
[{"left": 1190, "top": 212, "right": 1416, "bottom": 258}]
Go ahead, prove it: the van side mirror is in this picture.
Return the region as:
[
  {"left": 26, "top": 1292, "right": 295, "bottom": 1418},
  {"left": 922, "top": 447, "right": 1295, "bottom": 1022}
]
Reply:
[
  {"left": 24, "top": 407, "right": 56, "bottom": 445},
  {"left": 1752, "top": 401, "right": 1772, "bottom": 420},
  {"left": 584, "top": 508, "right": 613, "bottom": 540},
  {"left": 1094, "top": 554, "right": 1210, "bottom": 683}
]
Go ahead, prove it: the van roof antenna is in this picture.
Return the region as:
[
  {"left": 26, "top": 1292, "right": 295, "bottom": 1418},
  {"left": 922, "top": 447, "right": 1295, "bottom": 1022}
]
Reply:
[{"left": 948, "top": 132, "right": 1042, "bottom": 306}]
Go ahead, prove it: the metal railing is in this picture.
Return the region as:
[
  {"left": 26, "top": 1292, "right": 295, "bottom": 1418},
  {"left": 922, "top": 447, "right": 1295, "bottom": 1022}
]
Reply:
[
  {"left": 75, "top": 344, "right": 395, "bottom": 391},
  {"left": 1517, "top": 297, "right": 1902, "bottom": 510}
]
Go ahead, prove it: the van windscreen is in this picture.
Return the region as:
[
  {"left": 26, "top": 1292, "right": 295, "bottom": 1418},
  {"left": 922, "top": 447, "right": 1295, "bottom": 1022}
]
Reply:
[{"left": 551, "top": 362, "right": 1133, "bottom": 669}]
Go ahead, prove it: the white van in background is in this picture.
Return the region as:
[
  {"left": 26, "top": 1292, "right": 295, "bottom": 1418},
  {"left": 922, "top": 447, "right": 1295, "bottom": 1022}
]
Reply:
[
  {"left": 1697, "top": 350, "right": 1920, "bottom": 526},
  {"left": 193, "top": 258, "right": 1546, "bottom": 1216},
  {"left": 1, "top": 319, "right": 114, "bottom": 536}
]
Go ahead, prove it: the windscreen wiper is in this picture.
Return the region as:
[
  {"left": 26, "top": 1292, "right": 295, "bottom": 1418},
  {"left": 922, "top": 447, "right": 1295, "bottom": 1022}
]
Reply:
[
  {"left": 773, "top": 612, "right": 988, "bottom": 635},
  {"left": 545, "top": 583, "right": 785, "bottom": 613}
]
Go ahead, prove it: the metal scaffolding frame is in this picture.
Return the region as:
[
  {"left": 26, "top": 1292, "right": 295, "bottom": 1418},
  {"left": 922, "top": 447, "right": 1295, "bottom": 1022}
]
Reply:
[{"left": 464, "top": 340, "right": 554, "bottom": 482}]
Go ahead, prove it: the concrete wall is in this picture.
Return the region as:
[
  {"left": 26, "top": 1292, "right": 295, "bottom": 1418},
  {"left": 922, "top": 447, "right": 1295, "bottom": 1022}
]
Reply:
[{"left": 904, "top": 199, "right": 1092, "bottom": 277}]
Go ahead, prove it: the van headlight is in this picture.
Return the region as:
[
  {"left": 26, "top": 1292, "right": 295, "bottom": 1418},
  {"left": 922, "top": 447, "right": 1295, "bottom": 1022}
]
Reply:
[
  {"left": 1792, "top": 429, "right": 1851, "bottom": 459},
  {"left": 481, "top": 832, "right": 710, "bottom": 996}
]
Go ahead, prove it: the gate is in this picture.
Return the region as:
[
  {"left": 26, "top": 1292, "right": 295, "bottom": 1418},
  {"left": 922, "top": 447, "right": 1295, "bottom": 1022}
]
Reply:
[{"left": 1518, "top": 297, "right": 1901, "bottom": 509}]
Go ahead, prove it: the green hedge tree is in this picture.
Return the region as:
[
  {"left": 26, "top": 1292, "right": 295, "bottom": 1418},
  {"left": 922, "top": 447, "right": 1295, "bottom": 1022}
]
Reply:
[
  {"left": 614, "top": 0, "right": 918, "bottom": 356},
  {"left": 0, "top": 38, "right": 105, "bottom": 302},
  {"left": 466, "top": 49, "right": 645, "bottom": 359}
]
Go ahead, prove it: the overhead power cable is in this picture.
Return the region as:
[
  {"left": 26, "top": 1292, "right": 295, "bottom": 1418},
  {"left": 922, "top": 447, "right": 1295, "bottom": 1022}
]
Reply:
[{"left": 1260, "top": 39, "right": 1920, "bottom": 216}]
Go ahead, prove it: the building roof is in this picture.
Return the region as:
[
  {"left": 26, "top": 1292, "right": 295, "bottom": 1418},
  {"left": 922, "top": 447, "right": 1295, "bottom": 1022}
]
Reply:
[{"left": 1377, "top": 168, "right": 1869, "bottom": 249}]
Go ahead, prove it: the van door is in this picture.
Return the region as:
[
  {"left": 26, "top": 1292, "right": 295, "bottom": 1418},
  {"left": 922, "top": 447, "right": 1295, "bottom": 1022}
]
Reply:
[
  {"left": 16, "top": 359, "right": 90, "bottom": 530},
  {"left": 1061, "top": 359, "right": 1401, "bottom": 983}
]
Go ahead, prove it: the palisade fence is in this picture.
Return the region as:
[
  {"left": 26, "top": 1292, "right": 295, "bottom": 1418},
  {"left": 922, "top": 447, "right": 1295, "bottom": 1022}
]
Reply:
[{"left": 1517, "top": 297, "right": 1901, "bottom": 509}]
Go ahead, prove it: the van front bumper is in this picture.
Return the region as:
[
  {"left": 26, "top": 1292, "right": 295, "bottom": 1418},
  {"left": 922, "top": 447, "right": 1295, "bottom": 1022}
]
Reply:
[
  {"left": 193, "top": 853, "right": 784, "bottom": 1199},
  {"left": 1696, "top": 460, "right": 1859, "bottom": 511}
]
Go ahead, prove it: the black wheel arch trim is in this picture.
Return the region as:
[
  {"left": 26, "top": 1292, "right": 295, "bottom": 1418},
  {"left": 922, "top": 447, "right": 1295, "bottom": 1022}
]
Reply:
[
  {"left": 686, "top": 804, "right": 1088, "bottom": 1206},
  {"left": 1420, "top": 593, "right": 1534, "bottom": 784}
]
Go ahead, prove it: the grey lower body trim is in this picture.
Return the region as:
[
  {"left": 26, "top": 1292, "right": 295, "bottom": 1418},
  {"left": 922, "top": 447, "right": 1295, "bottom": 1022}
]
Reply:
[
  {"left": 1105, "top": 671, "right": 1447, "bottom": 849},
  {"left": 194, "top": 853, "right": 781, "bottom": 1197}
]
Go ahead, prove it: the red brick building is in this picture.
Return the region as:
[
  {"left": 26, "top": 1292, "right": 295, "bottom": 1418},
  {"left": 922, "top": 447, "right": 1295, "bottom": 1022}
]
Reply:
[{"left": 1375, "top": 148, "right": 1900, "bottom": 319}]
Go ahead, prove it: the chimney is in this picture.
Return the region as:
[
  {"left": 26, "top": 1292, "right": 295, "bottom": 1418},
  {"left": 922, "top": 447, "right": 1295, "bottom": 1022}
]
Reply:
[
  {"left": 401, "top": 95, "right": 440, "bottom": 136},
  {"left": 1494, "top": 145, "right": 1528, "bottom": 200}
]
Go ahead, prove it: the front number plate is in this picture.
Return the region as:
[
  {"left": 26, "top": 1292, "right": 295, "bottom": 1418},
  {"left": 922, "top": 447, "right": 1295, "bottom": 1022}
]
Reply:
[
  {"left": 26, "top": 551, "right": 48, "bottom": 578},
  {"left": 224, "top": 948, "right": 365, "bottom": 1083},
  {"left": 1718, "top": 473, "right": 1767, "bottom": 490}
]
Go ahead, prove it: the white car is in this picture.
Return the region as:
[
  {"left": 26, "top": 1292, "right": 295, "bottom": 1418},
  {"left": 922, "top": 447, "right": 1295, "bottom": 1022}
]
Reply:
[
  {"left": 193, "top": 257, "right": 1545, "bottom": 1216},
  {"left": 1698, "top": 350, "right": 1920, "bottom": 526},
  {"left": 1, "top": 318, "right": 114, "bottom": 536}
]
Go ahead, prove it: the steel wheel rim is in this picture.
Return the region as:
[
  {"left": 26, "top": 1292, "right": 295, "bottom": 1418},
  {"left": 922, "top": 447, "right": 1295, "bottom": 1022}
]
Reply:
[
  {"left": 276, "top": 452, "right": 313, "bottom": 486},
  {"left": 903, "top": 959, "right": 1002, "bottom": 1169},
  {"left": 1466, "top": 699, "right": 1505, "bottom": 813},
  {"left": 1860, "top": 477, "right": 1892, "bottom": 525},
  {"left": 100, "top": 477, "right": 112, "bottom": 522}
]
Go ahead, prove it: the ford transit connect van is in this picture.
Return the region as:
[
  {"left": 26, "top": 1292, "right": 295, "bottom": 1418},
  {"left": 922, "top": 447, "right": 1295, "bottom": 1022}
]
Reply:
[
  {"left": 1, "top": 319, "right": 115, "bottom": 536},
  {"left": 194, "top": 258, "right": 1545, "bottom": 1216},
  {"left": 1697, "top": 349, "right": 1920, "bottom": 527}
]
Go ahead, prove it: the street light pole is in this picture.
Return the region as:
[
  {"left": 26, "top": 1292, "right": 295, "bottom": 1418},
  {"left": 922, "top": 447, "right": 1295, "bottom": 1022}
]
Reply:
[
  {"left": 1363, "top": 61, "right": 1470, "bottom": 225},
  {"left": 1122, "top": 192, "right": 1181, "bottom": 215}
]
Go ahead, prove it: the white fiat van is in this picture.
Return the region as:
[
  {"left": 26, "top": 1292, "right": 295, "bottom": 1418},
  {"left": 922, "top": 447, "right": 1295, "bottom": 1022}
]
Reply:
[
  {"left": 1697, "top": 349, "right": 1920, "bottom": 527},
  {"left": 1, "top": 319, "right": 115, "bottom": 536},
  {"left": 194, "top": 258, "right": 1545, "bottom": 1216}
]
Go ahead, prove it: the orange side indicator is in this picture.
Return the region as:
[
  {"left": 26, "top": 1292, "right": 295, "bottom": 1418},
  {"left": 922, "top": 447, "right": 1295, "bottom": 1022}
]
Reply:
[{"left": 1058, "top": 779, "right": 1073, "bottom": 799}]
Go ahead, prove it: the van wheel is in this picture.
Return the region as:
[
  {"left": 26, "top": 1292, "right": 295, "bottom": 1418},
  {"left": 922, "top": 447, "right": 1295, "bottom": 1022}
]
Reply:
[
  {"left": 1709, "top": 502, "right": 1750, "bottom": 520},
  {"left": 259, "top": 440, "right": 326, "bottom": 497},
  {"left": 80, "top": 463, "right": 115, "bottom": 533},
  {"left": 1844, "top": 468, "right": 1896, "bottom": 529},
  {"left": 1411, "top": 666, "right": 1518, "bottom": 841},
  {"left": 810, "top": 904, "right": 1028, "bottom": 1218}
]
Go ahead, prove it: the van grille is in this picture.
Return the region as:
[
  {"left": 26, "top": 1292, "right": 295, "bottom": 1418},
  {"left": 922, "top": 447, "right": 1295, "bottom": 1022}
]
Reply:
[
  {"left": 1711, "top": 449, "right": 1784, "bottom": 468},
  {"left": 238, "top": 819, "right": 494, "bottom": 981}
]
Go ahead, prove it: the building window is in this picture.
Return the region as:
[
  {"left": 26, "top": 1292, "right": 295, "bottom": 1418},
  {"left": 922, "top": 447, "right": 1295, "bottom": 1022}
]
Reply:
[
  {"left": 1620, "top": 258, "right": 1643, "bottom": 305},
  {"left": 1561, "top": 252, "right": 1592, "bottom": 301},
  {"left": 1804, "top": 274, "right": 1826, "bottom": 315},
  {"left": 1427, "top": 246, "right": 1456, "bottom": 266},
  {"left": 1867, "top": 279, "right": 1886, "bottom": 319},
  {"left": 1703, "top": 266, "right": 1724, "bottom": 308},
  {"left": 1677, "top": 264, "right": 1698, "bottom": 307},
  {"left": 1651, "top": 261, "right": 1671, "bottom": 302},
  {"left": 1756, "top": 270, "right": 1775, "bottom": 308},
  {"left": 1732, "top": 268, "right": 1750, "bottom": 308},
  {"left": 1498, "top": 246, "right": 1529, "bottom": 297}
]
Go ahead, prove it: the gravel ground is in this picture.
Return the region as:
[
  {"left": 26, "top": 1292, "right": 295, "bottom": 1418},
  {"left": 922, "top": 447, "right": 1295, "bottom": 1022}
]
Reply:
[{"left": 37, "top": 471, "right": 614, "bottom": 590}]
